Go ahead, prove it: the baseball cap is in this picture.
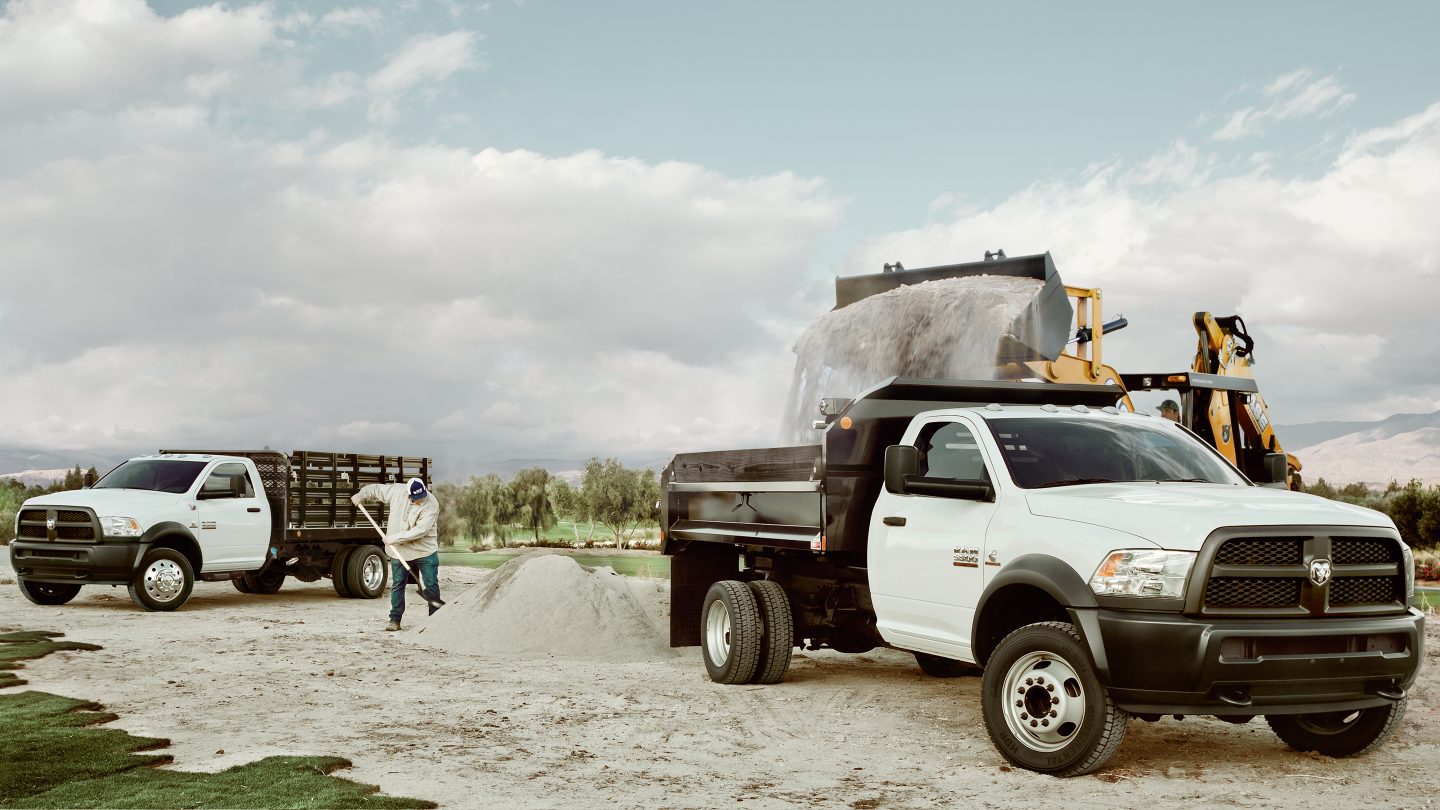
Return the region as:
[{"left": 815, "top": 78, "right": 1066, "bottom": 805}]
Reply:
[
  {"left": 408, "top": 477, "right": 428, "bottom": 500},
  {"left": 1156, "top": 399, "right": 1180, "bottom": 412}
]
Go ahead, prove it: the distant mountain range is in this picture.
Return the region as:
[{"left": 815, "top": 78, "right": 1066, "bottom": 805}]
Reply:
[{"left": 1277, "top": 411, "right": 1440, "bottom": 487}]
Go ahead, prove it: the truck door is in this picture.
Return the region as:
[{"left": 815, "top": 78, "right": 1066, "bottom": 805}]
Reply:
[
  {"left": 192, "top": 462, "right": 268, "bottom": 571},
  {"left": 870, "top": 416, "right": 998, "bottom": 662}
]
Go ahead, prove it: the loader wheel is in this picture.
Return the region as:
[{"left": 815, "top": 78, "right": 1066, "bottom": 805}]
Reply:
[
  {"left": 331, "top": 546, "right": 356, "bottom": 598},
  {"left": 915, "top": 651, "right": 980, "bottom": 678},
  {"left": 980, "top": 621, "right": 1128, "bottom": 776},
  {"left": 243, "top": 564, "right": 286, "bottom": 595},
  {"left": 18, "top": 579, "right": 82, "bottom": 606},
  {"left": 701, "top": 580, "right": 762, "bottom": 685},
  {"left": 747, "top": 580, "right": 794, "bottom": 685},
  {"left": 1266, "top": 699, "right": 1407, "bottom": 757},
  {"left": 232, "top": 576, "right": 254, "bottom": 594},
  {"left": 344, "top": 545, "right": 388, "bottom": 599},
  {"left": 128, "top": 548, "right": 194, "bottom": 612}
]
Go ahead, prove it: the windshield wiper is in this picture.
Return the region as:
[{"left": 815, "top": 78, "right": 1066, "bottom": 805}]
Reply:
[{"left": 1034, "top": 478, "right": 1117, "bottom": 489}]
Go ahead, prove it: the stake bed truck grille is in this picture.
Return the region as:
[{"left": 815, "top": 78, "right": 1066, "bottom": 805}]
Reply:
[{"left": 16, "top": 507, "right": 99, "bottom": 542}]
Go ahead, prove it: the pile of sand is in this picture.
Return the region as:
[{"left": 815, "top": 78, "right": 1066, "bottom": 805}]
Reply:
[{"left": 410, "top": 553, "right": 673, "bottom": 662}]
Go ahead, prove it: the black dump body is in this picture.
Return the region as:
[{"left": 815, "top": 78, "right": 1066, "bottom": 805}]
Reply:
[
  {"left": 662, "top": 377, "right": 1124, "bottom": 564},
  {"left": 160, "top": 449, "right": 431, "bottom": 543}
]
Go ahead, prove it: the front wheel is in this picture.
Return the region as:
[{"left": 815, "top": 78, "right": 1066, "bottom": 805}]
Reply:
[
  {"left": 980, "top": 621, "right": 1128, "bottom": 776},
  {"left": 1266, "top": 699, "right": 1407, "bottom": 757},
  {"left": 700, "top": 580, "right": 762, "bottom": 685},
  {"left": 128, "top": 548, "right": 195, "bottom": 612},
  {"left": 18, "top": 579, "right": 82, "bottom": 606}
]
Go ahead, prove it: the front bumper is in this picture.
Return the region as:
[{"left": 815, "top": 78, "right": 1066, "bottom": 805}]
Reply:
[
  {"left": 1078, "top": 606, "right": 1425, "bottom": 716},
  {"left": 9, "top": 540, "right": 145, "bottom": 585}
]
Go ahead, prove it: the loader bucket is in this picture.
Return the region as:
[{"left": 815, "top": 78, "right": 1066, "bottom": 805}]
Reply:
[{"left": 833, "top": 252, "right": 1073, "bottom": 363}]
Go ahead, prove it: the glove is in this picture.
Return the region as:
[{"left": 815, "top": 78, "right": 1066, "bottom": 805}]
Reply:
[{"left": 384, "top": 544, "right": 400, "bottom": 560}]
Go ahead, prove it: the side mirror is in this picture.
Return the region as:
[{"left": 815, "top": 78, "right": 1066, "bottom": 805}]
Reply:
[
  {"left": 83, "top": 471, "right": 97, "bottom": 489},
  {"left": 884, "top": 445, "right": 918, "bottom": 494},
  {"left": 1260, "top": 453, "right": 1288, "bottom": 485}
]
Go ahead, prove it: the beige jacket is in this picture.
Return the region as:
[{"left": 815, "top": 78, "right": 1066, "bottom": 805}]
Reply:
[{"left": 356, "top": 483, "right": 439, "bottom": 561}]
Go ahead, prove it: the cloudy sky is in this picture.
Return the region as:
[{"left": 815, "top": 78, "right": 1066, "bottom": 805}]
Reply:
[{"left": 2, "top": 0, "right": 1438, "bottom": 472}]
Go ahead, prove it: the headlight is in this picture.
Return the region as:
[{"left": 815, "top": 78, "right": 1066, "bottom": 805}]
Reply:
[
  {"left": 1090, "top": 550, "right": 1195, "bottom": 598},
  {"left": 1402, "top": 543, "right": 1415, "bottom": 600},
  {"left": 104, "top": 516, "right": 143, "bottom": 537}
]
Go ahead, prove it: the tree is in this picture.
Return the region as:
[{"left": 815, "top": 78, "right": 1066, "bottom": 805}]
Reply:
[
  {"left": 547, "top": 477, "right": 585, "bottom": 544},
  {"left": 511, "top": 467, "right": 557, "bottom": 542},
  {"left": 581, "top": 458, "right": 659, "bottom": 548},
  {"left": 433, "top": 482, "right": 465, "bottom": 548}
]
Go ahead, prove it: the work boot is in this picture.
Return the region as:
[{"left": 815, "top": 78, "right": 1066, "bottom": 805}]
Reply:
[{"left": 384, "top": 620, "right": 400, "bottom": 632}]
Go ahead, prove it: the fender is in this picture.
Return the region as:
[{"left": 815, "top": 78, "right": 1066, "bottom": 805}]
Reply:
[
  {"left": 973, "top": 554, "right": 1110, "bottom": 681},
  {"left": 138, "top": 522, "right": 204, "bottom": 571}
]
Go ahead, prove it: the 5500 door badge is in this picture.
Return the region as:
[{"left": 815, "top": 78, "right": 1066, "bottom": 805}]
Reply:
[
  {"left": 953, "top": 547, "right": 980, "bottom": 568},
  {"left": 200, "top": 521, "right": 217, "bottom": 530}
]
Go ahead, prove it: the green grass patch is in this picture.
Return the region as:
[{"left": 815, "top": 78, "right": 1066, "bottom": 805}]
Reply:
[
  {"left": 1414, "top": 588, "right": 1440, "bottom": 611},
  {"left": 0, "top": 631, "right": 102, "bottom": 690},
  {"left": 438, "top": 549, "right": 670, "bottom": 579},
  {"left": 0, "top": 632, "right": 435, "bottom": 809}
]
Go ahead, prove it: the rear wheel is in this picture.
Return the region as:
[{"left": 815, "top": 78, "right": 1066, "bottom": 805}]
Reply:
[
  {"left": 344, "top": 545, "right": 388, "bottom": 599},
  {"left": 243, "top": 564, "right": 286, "bottom": 594},
  {"left": 700, "top": 580, "right": 762, "bottom": 685},
  {"left": 18, "top": 579, "right": 82, "bottom": 606},
  {"left": 747, "top": 580, "right": 794, "bottom": 684},
  {"left": 980, "top": 621, "right": 1128, "bottom": 776},
  {"left": 331, "top": 546, "right": 357, "bottom": 598},
  {"left": 1266, "top": 699, "right": 1407, "bottom": 757},
  {"left": 915, "top": 651, "right": 980, "bottom": 678},
  {"left": 231, "top": 576, "right": 254, "bottom": 594},
  {"left": 127, "top": 548, "right": 195, "bottom": 612}
]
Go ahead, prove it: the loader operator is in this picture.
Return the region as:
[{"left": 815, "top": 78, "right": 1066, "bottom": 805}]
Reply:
[
  {"left": 352, "top": 478, "right": 441, "bottom": 631},
  {"left": 1157, "top": 399, "right": 1181, "bottom": 422}
]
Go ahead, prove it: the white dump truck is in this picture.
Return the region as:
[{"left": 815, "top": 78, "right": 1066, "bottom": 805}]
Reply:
[
  {"left": 10, "top": 450, "right": 431, "bottom": 612},
  {"left": 661, "top": 378, "right": 1422, "bottom": 776}
]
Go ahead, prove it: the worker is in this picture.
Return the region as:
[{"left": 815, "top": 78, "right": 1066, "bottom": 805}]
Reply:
[
  {"left": 1156, "top": 399, "right": 1181, "bottom": 422},
  {"left": 352, "top": 477, "right": 441, "bottom": 631}
]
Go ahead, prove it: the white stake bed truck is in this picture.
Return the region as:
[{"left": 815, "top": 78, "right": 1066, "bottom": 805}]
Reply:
[
  {"left": 661, "top": 378, "right": 1422, "bottom": 776},
  {"left": 10, "top": 450, "right": 430, "bottom": 612}
]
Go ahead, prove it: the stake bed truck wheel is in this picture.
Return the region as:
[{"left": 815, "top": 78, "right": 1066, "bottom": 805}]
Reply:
[
  {"left": 128, "top": 548, "right": 195, "bottom": 612},
  {"left": 1265, "top": 698, "right": 1408, "bottom": 757},
  {"left": 243, "top": 564, "right": 286, "bottom": 594},
  {"left": 232, "top": 576, "right": 254, "bottom": 594},
  {"left": 344, "top": 545, "right": 388, "bottom": 599},
  {"left": 331, "top": 546, "right": 357, "bottom": 598},
  {"left": 980, "top": 621, "right": 1127, "bottom": 776},
  {"left": 701, "top": 580, "right": 763, "bottom": 685},
  {"left": 18, "top": 579, "right": 82, "bottom": 606},
  {"left": 915, "top": 651, "right": 980, "bottom": 678},
  {"left": 747, "top": 579, "right": 794, "bottom": 684}
]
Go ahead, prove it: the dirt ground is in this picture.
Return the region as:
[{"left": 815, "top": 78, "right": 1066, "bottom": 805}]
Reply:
[{"left": 4, "top": 555, "right": 1440, "bottom": 810}]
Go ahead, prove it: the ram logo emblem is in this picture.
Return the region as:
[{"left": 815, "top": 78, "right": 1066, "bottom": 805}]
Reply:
[
  {"left": 1309, "top": 559, "right": 1332, "bottom": 587},
  {"left": 46, "top": 518, "right": 56, "bottom": 531}
]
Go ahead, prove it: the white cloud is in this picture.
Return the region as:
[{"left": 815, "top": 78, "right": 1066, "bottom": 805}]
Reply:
[
  {"left": 320, "top": 7, "right": 384, "bottom": 32},
  {"left": 366, "top": 31, "right": 481, "bottom": 122},
  {"left": 847, "top": 101, "right": 1440, "bottom": 424},
  {"left": 1212, "top": 68, "right": 1357, "bottom": 142}
]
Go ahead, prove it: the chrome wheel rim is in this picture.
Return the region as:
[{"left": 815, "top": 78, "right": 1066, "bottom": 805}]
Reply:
[
  {"left": 362, "top": 554, "right": 384, "bottom": 591},
  {"left": 704, "top": 598, "right": 732, "bottom": 667},
  {"left": 1001, "top": 651, "right": 1087, "bottom": 752},
  {"left": 143, "top": 559, "right": 185, "bottom": 602}
]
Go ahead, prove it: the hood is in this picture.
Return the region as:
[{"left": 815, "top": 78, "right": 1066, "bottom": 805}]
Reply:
[
  {"left": 1024, "top": 483, "right": 1393, "bottom": 550},
  {"left": 23, "top": 488, "right": 185, "bottom": 515}
]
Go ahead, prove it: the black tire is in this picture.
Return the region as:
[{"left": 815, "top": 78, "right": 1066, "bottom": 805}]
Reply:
[
  {"left": 18, "top": 579, "right": 82, "bottom": 606},
  {"left": 243, "top": 564, "right": 286, "bottom": 595},
  {"left": 331, "top": 546, "right": 357, "bottom": 598},
  {"left": 747, "top": 580, "right": 794, "bottom": 685},
  {"left": 127, "top": 547, "right": 195, "bottom": 612},
  {"left": 700, "top": 580, "right": 763, "bottom": 685},
  {"left": 232, "top": 576, "right": 254, "bottom": 594},
  {"left": 343, "top": 545, "right": 388, "bottom": 599},
  {"left": 915, "top": 651, "right": 980, "bottom": 678},
  {"left": 1266, "top": 699, "right": 1408, "bottom": 757},
  {"left": 980, "top": 621, "right": 1128, "bottom": 776}
]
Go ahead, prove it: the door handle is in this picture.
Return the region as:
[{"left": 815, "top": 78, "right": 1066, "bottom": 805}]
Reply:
[
  {"left": 882, "top": 516, "right": 906, "bottom": 527},
  {"left": 247, "top": 507, "right": 261, "bottom": 513}
]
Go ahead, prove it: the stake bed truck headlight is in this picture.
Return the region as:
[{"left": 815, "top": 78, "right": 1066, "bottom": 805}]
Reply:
[
  {"left": 1090, "top": 550, "right": 1195, "bottom": 598},
  {"left": 1402, "top": 543, "right": 1415, "bottom": 600},
  {"left": 104, "top": 516, "right": 143, "bottom": 537}
]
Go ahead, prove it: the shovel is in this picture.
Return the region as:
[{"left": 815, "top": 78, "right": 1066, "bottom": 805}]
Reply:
[{"left": 356, "top": 503, "right": 445, "bottom": 610}]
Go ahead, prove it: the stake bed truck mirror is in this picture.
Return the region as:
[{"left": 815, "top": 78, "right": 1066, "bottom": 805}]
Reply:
[{"left": 1260, "top": 452, "right": 1288, "bottom": 485}]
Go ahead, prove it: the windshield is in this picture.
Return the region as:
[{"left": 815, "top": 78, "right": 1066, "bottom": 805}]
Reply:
[
  {"left": 93, "top": 460, "right": 208, "bottom": 494},
  {"left": 986, "top": 417, "right": 1249, "bottom": 489}
]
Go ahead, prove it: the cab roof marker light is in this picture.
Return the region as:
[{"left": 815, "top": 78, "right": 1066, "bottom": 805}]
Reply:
[{"left": 1040, "top": 404, "right": 1059, "bottom": 413}]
